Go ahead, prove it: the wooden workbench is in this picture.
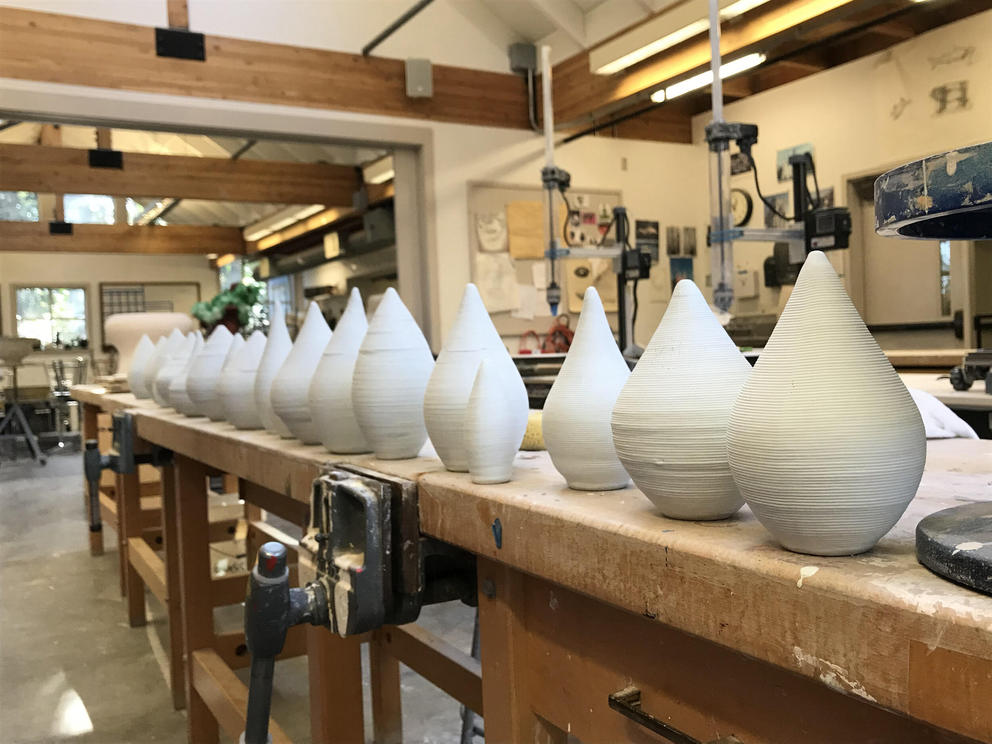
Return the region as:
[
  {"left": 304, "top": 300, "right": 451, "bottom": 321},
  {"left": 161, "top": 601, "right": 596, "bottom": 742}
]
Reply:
[
  {"left": 124, "top": 399, "right": 992, "bottom": 743},
  {"left": 902, "top": 372, "right": 992, "bottom": 411}
]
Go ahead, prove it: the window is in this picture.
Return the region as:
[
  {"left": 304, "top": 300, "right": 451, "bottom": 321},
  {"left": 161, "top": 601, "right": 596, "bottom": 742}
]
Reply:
[
  {"left": 939, "top": 240, "right": 951, "bottom": 317},
  {"left": 63, "top": 194, "right": 115, "bottom": 224},
  {"left": 0, "top": 190, "right": 39, "bottom": 221},
  {"left": 15, "top": 287, "right": 88, "bottom": 349}
]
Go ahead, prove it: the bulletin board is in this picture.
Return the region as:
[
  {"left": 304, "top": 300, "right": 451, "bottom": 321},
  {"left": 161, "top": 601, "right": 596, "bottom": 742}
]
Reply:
[{"left": 467, "top": 181, "right": 623, "bottom": 343}]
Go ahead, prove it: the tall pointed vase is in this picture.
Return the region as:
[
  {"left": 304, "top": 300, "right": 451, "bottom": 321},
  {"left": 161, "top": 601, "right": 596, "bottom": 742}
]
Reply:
[
  {"left": 127, "top": 335, "right": 155, "bottom": 398},
  {"left": 220, "top": 331, "right": 267, "bottom": 429},
  {"left": 255, "top": 302, "right": 293, "bottom": 437},
  {"left": 612, "top": 280, "right": 752, "bottom": 520},
  {"left": 309, "top": 289, "right": 370, "bottom": 453},
  {"left": 152, "top": 329, "right": 193, "bottom": 407},
  {"left": 466, "top": 359, "right": 519, "bottom": 484},
  {"left": 271, "top": 302, "right": 331, "bottom": 443},
  {"left": 352, "top": 288, "right": 434, "bottom": 459},
  {"left": 136, "top": 336, "right": 168, "bottom": 400},
  {"left": 543, "top": 287, "right": 630, "bottom": 490},
  {"left": 169, "top": 333, "right": 204, "bottom": 416},
  {"left": 727, "top": 251, "right": 926, "bottom": 555},
  {"left": 187, "top": 326, "right": 234, "bottom": 420}
]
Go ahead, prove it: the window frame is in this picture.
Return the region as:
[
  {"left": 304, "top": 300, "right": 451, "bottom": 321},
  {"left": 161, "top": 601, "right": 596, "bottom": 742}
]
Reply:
[{"left": 12, "top": 284, "right": 90, "bottom": 350}]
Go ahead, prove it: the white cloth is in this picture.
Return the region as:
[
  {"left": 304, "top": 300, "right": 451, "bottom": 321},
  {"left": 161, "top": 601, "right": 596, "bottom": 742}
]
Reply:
[{"left": 909, "top": 388, "right": 978, "bottom": 439}]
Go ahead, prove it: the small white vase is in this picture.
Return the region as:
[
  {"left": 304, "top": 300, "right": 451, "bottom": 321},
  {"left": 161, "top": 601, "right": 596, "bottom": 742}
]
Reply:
[
  {"left": 212, "top": 334, "right": 244, "bottom": 421},
  {"left": 255, "top": 302, "right": 294, "bottom": 437},
  {"left": 352, "top": 287, "right": 435, "bottom": 459},
  {"left": 126, "top": 335, "right": 156, "bottom": 398},
  {"left": 139, "top": 335, "right": 170, "bottom": 401},
  {"left": 543, "top": 287, "right": 630, "bottom": 490},
  {"left": 186, "top": 326, "right": 234, "bottom": 420},
  {"left": 270, "top": 302, "right": 331, "bottom": 443},
  {"left": 612, "top": 279, "right": 752, "bottom": 520},
  {"left": 309, "top": 288, "right": 370, "bottom": 453},
  {"left": 169, "top": 332, "right": 204, "bottom": 416},
  {"left": 152, "top": 329, "right": 193, "bottom": 407},
  {"left": 466, "top": 359, "right": 521, "bottom": 484},
  {"left": 727, "top": 251, "right": 926, "bottom": 556},
  {"left": 220, "top": 331, "right": 267, "bottom": 430}
]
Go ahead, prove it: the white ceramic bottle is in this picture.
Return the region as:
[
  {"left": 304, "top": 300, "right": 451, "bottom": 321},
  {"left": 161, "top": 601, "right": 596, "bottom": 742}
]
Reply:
[
  {"left": 255, "top": 302, "right": 294, "bottom": 437},
  {"left": 309, "top": 288, "right": 370, "bottom": 453},
  {"left": 612, "top": 279, "right": 752, "bottom": 520},
  {"left": 169, "top": 332, "right": 204, "bottom": 416},
  {"left": 135, "top": 336, "right": 168, "bottom": 400},
  {"left": 466, "top": 358, "right": 520, "bottom": 484},
  {"left": 186, "top": 325, "right": 234, "bottom": 420},
  {"left": 271, "top": 302, "right": 331, "bottom": 443},
  {"left": 352, "top": 287, "right": 435, "bottom": 459},
  {"left": 127, "top": 335, "right": 156, "bottom": 399},
  {"left": 727, "top": 251, "right": 926, "bottom": 555},
  {"left": 543, "top": 287, "right": 630, "bottom": 490},
  {"left": 220, "top": 331, "right": 267, "bottom": 430},
  {"left": 152, "top": 329, "right": 194, "bottom": 407}
]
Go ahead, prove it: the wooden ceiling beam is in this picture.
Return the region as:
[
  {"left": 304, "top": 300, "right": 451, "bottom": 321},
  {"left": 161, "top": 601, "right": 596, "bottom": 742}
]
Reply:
[
  {"left": 0, "top": 221, "right": 245, "bottom": 254},
  {"left": 0, "top": 143, "right": 360, "bottom": 205}
]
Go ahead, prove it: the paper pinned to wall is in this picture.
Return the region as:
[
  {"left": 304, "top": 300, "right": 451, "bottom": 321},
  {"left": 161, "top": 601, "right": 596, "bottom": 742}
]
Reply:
[
  {"left": 475, "top": 252, "right": 520, "bottom": 312},
  {"left": 565, "top": 257, "right": 618, "bottom": 313},
  {"left": 511, "top": 284, "right": 537, "bottom": 320},
  {"left": 531, "top": 262, "right": 547, "bottom": 290},
  {"left": 476, "top": 212, "right": 508, "bottom": 253}
]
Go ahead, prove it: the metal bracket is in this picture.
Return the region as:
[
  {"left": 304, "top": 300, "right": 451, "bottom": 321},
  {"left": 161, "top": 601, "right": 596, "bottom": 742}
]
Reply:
[
  {"left": 608, "top": 687, "right": 742, "bottom": 744},
  {"left": 301, "top": 464, "right": 475, "bottom": 637},
  {"left": 88, "top": 148, "right": 123, "bottom": 169},
  {"left": 154, "top": 27, "right": 206, "bottom": 61}
]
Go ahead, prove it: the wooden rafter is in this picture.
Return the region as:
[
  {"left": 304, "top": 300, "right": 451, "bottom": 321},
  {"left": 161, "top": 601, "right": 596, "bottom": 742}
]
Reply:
[
  {"left": 0, "top": 143, "right": 360, "bottom": 205},
  {"left": 0, "top": 221, "right": 245, "bottom": 255}
]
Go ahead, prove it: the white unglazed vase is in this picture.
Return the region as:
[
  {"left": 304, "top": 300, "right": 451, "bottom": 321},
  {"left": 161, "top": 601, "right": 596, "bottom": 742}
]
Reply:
[
  {"left": 309, "top": 288, "right": 370, "bottom": 454},
  {"left": 255, "top": 302, "right": 294, "bottom": 437},
  {"left": 152, "top": 329, "right": 193, "bottom": 407},
  {"left": 612, "top": 279, "right": 752, "bottom": 520},
  {"left": 169, "top": 332, "right": 204, "bottom": 416},
  {"left": 543, "top": 287, "right": 630, "bottom": 490},
  {"left": 137, "top": 336, "right": 169, "bottom": 400},
  {"left": 466, "top": 359, "right": 520, "bottom": 484},
  {"left": 727, "top": 251, "right": 926, "bottom": 555},
  {"left": 220, "top": 331, "right": 267, "bottom": 430},
  {"left": 186, "top": 325, "right": 234, "bottom": 420},
  {"left": 126, "top": 335, "right": 156, "bottom": 398},
  {"left": 270, "top": 302, "right": 331, "bottom": 443},
  {"left": 213, "top": 334, "right": 244, "bottom": 421},
  {"left": 352, "top": 287, "right": 435, "bottom": 459}
]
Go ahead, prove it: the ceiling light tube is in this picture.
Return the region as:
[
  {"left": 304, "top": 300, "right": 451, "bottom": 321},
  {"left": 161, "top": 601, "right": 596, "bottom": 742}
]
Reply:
[{"left": 664, "top": 52, "right": 766, "bottom": 100}]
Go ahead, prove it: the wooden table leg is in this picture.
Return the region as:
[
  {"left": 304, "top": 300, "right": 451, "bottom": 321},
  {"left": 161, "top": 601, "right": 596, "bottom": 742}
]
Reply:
[
  {"left": 175, "top": 454, "right": 219, "bottom": 744},
  {"left": 307, "top": 625, "right": 365, "bottom": 744},
  {"left": 118, "top": 469, "right": 146, "bottom": 627},
  {"left": 160, "top": 460, "right": 186, "bottom": 711},
  {"left": 477, "top": 558, "right": 567, "bottom": 744},
  {"left": 370, "top": 629, "right": 403, "bottom": 744},
  {"left": 81, "top": 403, "right": 103, "bottom": 556}
]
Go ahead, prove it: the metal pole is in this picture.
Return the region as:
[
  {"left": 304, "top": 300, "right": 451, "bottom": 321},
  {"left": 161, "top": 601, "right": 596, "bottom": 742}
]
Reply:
[{"left": 362, "top": 0, "right": 435, "bottom": 57}]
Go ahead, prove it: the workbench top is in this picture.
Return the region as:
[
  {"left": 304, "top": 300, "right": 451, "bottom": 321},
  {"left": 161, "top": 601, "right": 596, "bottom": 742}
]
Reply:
[
  {"left": 103, "top": 393, "right": 991, "bottom": 740},
  {"left": 901, "top": 372, "right": 992, "bottom": 410}
]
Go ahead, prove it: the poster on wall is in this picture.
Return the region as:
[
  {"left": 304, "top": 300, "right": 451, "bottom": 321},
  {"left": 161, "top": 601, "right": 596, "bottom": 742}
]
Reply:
[
  {"left": 764, "top": 192, "right": 790, "bottom": 229},
  {"left": 669, "top": 257, "right": 694, "bottom": 292},
  {"left": 635, "top": 220, "right": 659, "bottom": 262},
  {"left": 730, "top": 151, "right": 751, "bottom": 175},
  {"left": 665, "top": 226, "right": 681, "bottom": 256},
  {"left": 776, "top": 143, "right": 815, "bottom": 182},
  {"left": 682, "top": 226, "right": 697, "bottom": 256},
  {"left": 475, "top": 213, "right": 508, "bottom": 253}
]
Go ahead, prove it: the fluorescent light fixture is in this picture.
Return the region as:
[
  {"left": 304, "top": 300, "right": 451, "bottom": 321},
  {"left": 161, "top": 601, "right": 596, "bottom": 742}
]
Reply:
[
  {"left": 592, "top": 0, "right": 772, "bottom": 75},
  {"left": 243, "top": 203, "right": 325, "bottom": 242},
  {"left": 363, "top": 155, "right": 395, "bottom": 185},
  {"left": 664, "top": 52, "right": 766, "bottom": 99},
  {"left": 650, "top": 89, "right": 666, "bottom": 103}
]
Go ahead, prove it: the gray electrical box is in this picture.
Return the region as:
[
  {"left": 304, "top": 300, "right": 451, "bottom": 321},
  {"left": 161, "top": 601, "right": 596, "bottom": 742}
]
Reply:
[
  {"left": 405, "top": 58, "right": 433, "bottom": 98},
  {"left": 509, "top": 43, "right": 537, "bottom": 74}
]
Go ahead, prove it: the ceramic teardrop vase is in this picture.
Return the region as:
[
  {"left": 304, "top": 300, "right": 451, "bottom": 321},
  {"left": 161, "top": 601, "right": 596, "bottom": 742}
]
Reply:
[
  {"left": 127, "top": 335, "right": 156, "bottom": 399},
  {"left": 169, "top": 333, "right": 204, "bottom": 416},
  {"left": 309, "top": 288, "right": 370, "bottom": 453},
  {"left": 220, "top": 331, "right": 267, "bottom": 430},
  {"left": 543, "top": 287, "right": 630, "bottom": 490},
  {"left": 271, "top": 302, "right": 331, "bottom": 444},
  {"left": 466, "top": 359, "right": 523, "bottom": 484},
  {"left": 186, "top": 325, "right": 234, "bottom": 420},
  {"left": 727, "top": 251, "right": 926, "bottom": 556},
  {"left": 612, "top": 279, "right": 752, "bottom": 520},
  {"left": 152, "top": 329, "right": 192, "bottom": 407},
  {"left": 352, "top": 288, "right": 435, "bottom": 459},
  {"left": 136, "top": 336, "right": 168, "bottom": 400},
  {"left": 255, "top": 301, "right": 294, "bottom": 437}
]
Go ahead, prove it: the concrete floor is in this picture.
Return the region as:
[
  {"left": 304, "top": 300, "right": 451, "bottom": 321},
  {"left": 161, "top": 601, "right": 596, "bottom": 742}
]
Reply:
[{"left": 0, "top": 452, "right": 476, "bottom": 744}]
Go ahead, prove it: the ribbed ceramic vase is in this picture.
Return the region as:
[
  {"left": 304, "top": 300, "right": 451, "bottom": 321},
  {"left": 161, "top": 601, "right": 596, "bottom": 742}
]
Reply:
[
  {"left": 466, "top": 359, "right": 520, "bottom": 484},
  {"left": 255, "top": 302, "right": 293, "bottom": 437},
  {"left": 152, "top": 329, "right": 193, "bottom": 407},
  {"left": 727, "top": 251, "right": 926, "bottom": 555},
  {"left": 271, "top": 302, "right": 331, "bottom": 444},
  {"left": 169, "top": 333, "right": 204, "bottom": 416},
  {"left": 352, "top": 288, "right": 435, "bottom": 459},
  {"left": 127, "top": 335, "right": 156, "bottom": 398},
  {"left": 612, "top": 279, "right": 752, "bottom": 520},
  {"left": 543, "top": 287, "right": 630, "bottom": 490},
  {"left": 220, "top": 331, "right": 267, "bottom": 430},
  {"left": 136, "top": 336, "right": 169, "bottom": 400},
  {"left": 187, "top": 326, "right": 234, "bottom": 420},
  {"left": 309, "top": 288, "right": 370, "bottom": 453}
]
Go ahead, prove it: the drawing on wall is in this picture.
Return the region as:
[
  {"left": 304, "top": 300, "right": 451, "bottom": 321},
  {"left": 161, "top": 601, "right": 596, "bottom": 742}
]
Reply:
[
  {"left": 930, "top": 81, "right": 969, "bottom": 114},
  {"left": 475, "top": 213, "right": 508, "bottom": 253},
  {"left": 776, "top": 144, "right": 814, "bottom": 182},
  {"left": 665, "top": 226, "right": 681, "bottom": 256},
  {"left": 669, "top": 257, "right": 694, "bottom": 292},
  {"left": 928, "top": 46, "right": 975, "bottom": 69},
  {"left": 475, "top": 252, "right": 520, "bottom": 313},
  {"left": 764, "top": 192, "right": 790, "bottom": 229},
  {"left": 682, "top": 226, "right": 697, "bottom": 256},
  {"left": 730, "top": 152, "right": 751, "bottom": 175},
  {"left": 890, "top": 96, "right": 912, "bottom": 120}
]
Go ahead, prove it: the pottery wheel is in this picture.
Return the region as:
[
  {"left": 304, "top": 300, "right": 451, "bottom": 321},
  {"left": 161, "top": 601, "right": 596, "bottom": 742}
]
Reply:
[{"left": 916, "top": 501, "right": 992, "bottom": 596}]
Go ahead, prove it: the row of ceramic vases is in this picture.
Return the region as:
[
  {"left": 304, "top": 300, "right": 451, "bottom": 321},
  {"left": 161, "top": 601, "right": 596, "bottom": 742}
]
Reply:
[{"left": 128, "top": 251, "right": 926, "bottom": 558}]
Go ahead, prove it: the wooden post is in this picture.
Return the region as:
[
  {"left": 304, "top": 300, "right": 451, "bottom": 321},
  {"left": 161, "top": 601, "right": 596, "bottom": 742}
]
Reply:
[
  {"left": 160, "top": 459, "right": 186, "bottom": 711},
  {"left": 81, "top": 402, "right": 103, "bottom": 555},
  {"left": 370, "top": 630, "right": 403, "bottom": 744},
  {"left": 243, "top": 502, "right": 262, "bottom": 570},
  {"left": 175, "top": 454, "right": 219, "bottom": 744},
  {"left": 166, "top": 0, "right": 189, "bottom": 29},
  {"left": 307, "top": 626, "right": 365, "bottom": 744},
  {"left": 118, "top": 470, "right": 146, "bottom": 627}
]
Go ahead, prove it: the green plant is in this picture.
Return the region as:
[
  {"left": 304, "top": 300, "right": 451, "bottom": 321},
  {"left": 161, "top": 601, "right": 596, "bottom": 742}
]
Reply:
[{"left": 192, "top": 278, "right": 265, "bottom": 331}]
